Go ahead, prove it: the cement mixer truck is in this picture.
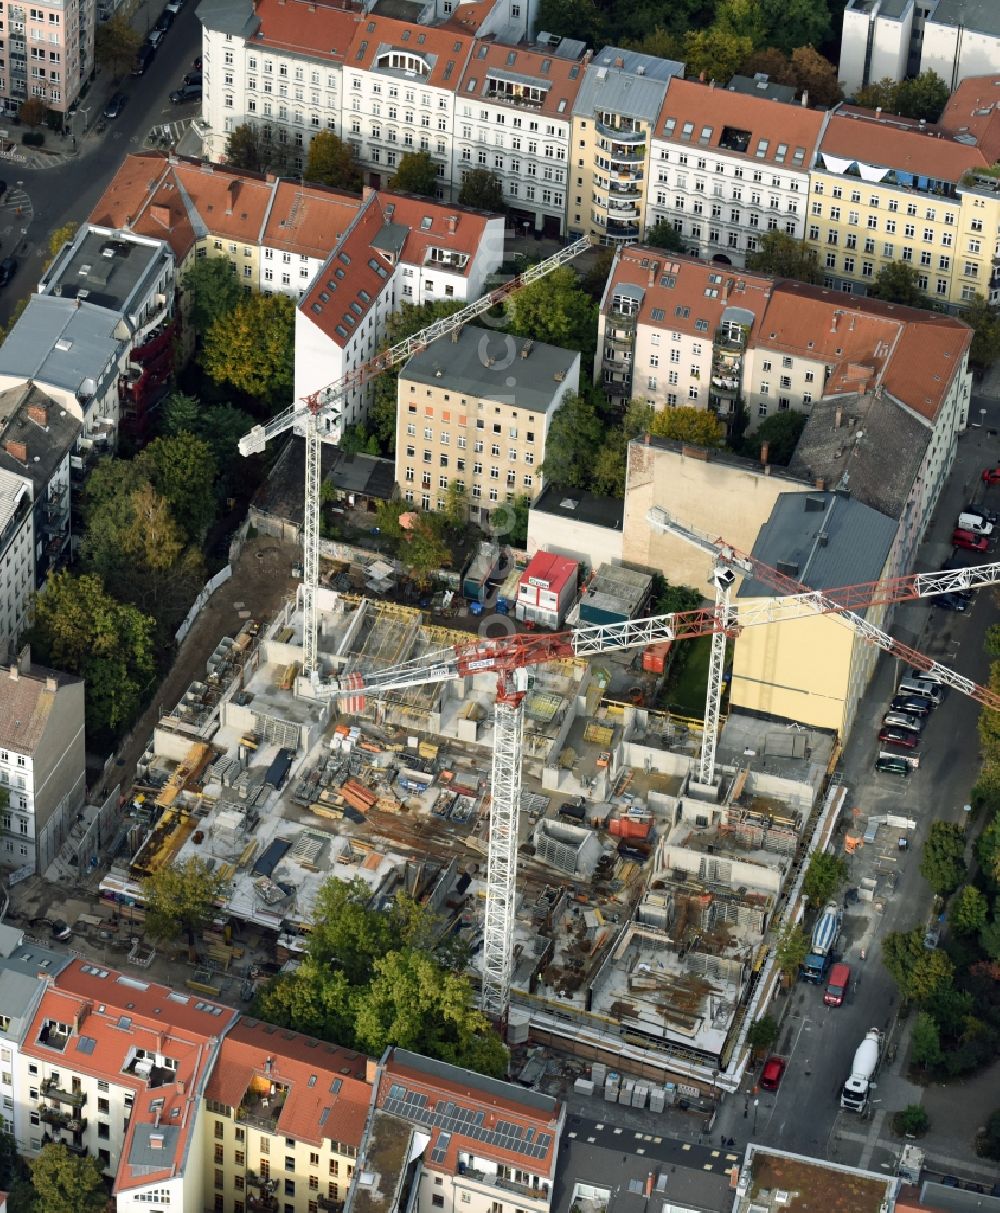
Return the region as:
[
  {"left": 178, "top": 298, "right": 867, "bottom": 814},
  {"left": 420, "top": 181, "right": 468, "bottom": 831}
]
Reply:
[
  {"left": 800, "top": 901, "right": 842, "bottom": 983},
  {"left": 840, "top": 1028, "right": 884, "bottom": 1113}
]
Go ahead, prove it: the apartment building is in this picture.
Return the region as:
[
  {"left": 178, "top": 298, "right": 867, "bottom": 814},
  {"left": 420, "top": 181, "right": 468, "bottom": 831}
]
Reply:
[
  {"left": 569, "top": 47, "right": 682, "bottom": 245},
  {"left": 0, "top": 470, "right": 33, "bottom": 656},
  {"left": 295, "top": 191, "right": 503, "bottom": 438},
  {"left": 0, "top": 655, "right": 85, "bottom": 875},
  {"left": 646, "top": 78, "right": 827, "bottom": 268},
  {"left": 347, "top": 1047, "right": 563, "bottom": 1213},
  {"left": 261, "top": 181, "right": 364, "bottom": 297},
  {"left": 394, "top": 325, "right": 579, "bottom": 520},
  {"left": 454, "top": 40, "right": 585, "bottom": 236},
  {"left": 806, "top": 107, "right": 999, "bottom": 309},
  {"left": 202, "top": 1018, "right": 372, "bottom": 1213},
  {"left": 840, "top": 0, "right": 1000, "bottom": 95},
  {"left": 0, "top": 0, "right": 94, "bottom": 124}
]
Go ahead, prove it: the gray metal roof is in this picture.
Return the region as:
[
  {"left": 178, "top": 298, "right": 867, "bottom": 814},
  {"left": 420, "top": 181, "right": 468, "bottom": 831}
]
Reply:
[
  {"left": 0, "top": 968, "right": 42, "bottom": 1036},
  {"left": 739, "top": 490, "right": 897, "bottom": 599},
  {"left": 195, "top": 0, "right": 257, "bottom": 37},
  {"left": 390, "top": 1047, "right": 558, "bottom": 1115},
  {"left": 591, "top": 46, "right": 683, "bottom": 80},
  {"left": 0, "top": 297, "right": 123, "bottom": 398},
  {"left": 573, "top": 64, "right": 674, "bottom": 122},
  {"left": 400, "top": 325, "right": 578, "bottom": 413},
  {"left": 129, "top": 1123, "right": 182, "bottom": 1169},
  {"left": 370, "top": 222, "right": 408, "bottom": 257},
  {"left": 727, "top": 74, "right": 797, "bottom": 103},
  {"left": 933, "top": 0, "right": 1000, "bottom": 34}
]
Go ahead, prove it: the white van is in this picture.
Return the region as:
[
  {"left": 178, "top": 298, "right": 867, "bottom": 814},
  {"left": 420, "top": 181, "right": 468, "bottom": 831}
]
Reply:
[
  {"left": 957, "top": 511, "right": 993, "bottom": 536},
  {"left": 899, "top": 677, "right": 941, "bottom": 705}
]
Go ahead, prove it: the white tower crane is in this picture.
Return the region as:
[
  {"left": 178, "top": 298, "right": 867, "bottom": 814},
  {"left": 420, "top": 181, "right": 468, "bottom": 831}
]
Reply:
[
  {"left": 238, "top": 235, "right": 593, "bottom": 682},
  {"left": 322, "top": 556, "right": 1000, "bottom": 1024}
]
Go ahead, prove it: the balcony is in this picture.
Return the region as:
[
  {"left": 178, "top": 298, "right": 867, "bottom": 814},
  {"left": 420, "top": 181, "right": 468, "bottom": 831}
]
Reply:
[
  {"left": 237, "top": 1084, "right": 288, "bottom": 1132},
  {"left": 609, "top": 182, "right": 641, "bottom": 199},
  {"left": 604, "top": 222, "right": 640, "bottom": 241},
  {"left": 40, "top": 1079, "right": 86, "bottom": 1108},
  {"left": 607, "top": 310, "right": 636, "bottom": 331},
  {"left": 246, "top": 1195, "right": 278, "bottom": 1213},
  {"left": 596, "top": 120, "right": 644, "bottom": 144},
  {"left": 246, "top": 1172, "right": 277, "bottom": 1192},
  {"left": 317, "top": 1198, "right": 344, "bottom": 1212},
  {"left": 597, "top": 143, "right": 645, "bottom": 165},
  {"left": 457, "top": 1164, "right": 543, "bottom": 1201},
  {"left": 604, "top": 331, "right": 634, "bottom": 350},
  {"left": 39, "top": 1106, "right": 87, "bottom": 1133}
]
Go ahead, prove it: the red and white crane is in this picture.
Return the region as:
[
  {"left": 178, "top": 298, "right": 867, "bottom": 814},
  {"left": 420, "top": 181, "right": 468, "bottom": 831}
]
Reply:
[{"left": 324, "top": 549, "right": 1000, "bottom": 1024}]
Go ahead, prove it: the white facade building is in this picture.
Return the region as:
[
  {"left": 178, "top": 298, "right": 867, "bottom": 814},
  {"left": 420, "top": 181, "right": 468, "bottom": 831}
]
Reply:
[{"left": 0, "top": 471, "right": 33, "bottom": 657}]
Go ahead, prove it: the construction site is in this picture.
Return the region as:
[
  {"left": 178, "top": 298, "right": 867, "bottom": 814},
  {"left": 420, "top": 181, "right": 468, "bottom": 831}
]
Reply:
[{"left": 98, "top": 582, "right": 838, "bottom": 1094}]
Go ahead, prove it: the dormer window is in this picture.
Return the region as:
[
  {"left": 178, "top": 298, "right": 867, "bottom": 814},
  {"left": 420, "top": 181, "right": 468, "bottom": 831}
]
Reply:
[{"left": 375, "top": 50, "right": 430, "bottom": 77}]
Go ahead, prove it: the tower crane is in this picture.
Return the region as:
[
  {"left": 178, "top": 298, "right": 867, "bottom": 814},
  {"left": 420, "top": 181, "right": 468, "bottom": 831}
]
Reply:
[
  {"left": 648, "top": 504, "right": 1000, "bottom": 785},
  {"left": 321, "top": 553, "right": 1000, "bottom": 1024},
  {"left": 238, "top": 235, "right": 593, "bottom": 683}
]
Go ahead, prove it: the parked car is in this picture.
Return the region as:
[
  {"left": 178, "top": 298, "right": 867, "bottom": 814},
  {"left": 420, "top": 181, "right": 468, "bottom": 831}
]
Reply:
[
  {"left": 760, "top": 1056, "right": 786, "bottom": 1091},
  {"left": 103, "top": 91, "right": 128, "bottom": 119},
  {"left": 147, "top": 26, "right": 165, "bottom": 47},
  {"left": 154, "top": 9, "right": 173, "bottom": 30},
  {"left": 890, "top": 695, "right": 932, "bottom": 717},
  {"left": 165, "top": 0, "right": 183, "bottom": 12},
  {"left": 132, "top": 43, "right": 155, "bottom": 74},
  {"left": 874, "top": 755, "right": 910, "bottom": 777},
  {"left": 824, "top": 962, "right": 851, "bottom": 1007},
  {"left": 878, "top": 727, "right": 920, "bottom": 749},
  {"left": 964, "top": 503, "right": 998, "bottom": 524},
  {"left": 0, "top": 257, "right": 18, "bottom": 287},
  {"left": 169, "top": 82, "right": 202, "bottom": 103},
  {"left": 192, "top": 54, "right": 202, "bottom": 69},
  {"left": 935, "top": 592, "right": 968, "bottom": 613},
  {"left": 952, "top": 528, "right": 990, "bottom": 552},
  {"left": 183, "top": 69, "right": 202, "bottom": 86},
  {"left": 49, "top": 919, "right": 72, "bottom": 941},
  {"left": 982, "top": 467, "right": 1000, "bottom": 485}
]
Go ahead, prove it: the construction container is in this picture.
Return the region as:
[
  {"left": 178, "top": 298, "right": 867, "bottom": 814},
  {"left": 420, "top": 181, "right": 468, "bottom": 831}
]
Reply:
[
  {"left": 649, "top": 1087, "right": 665, "bottom": 1113},
  {"left": 604, "top": 1078, "right": 620, "bottom": 1102},
  {"left": 664, "top": 1082, "right": 676, "bottom": 1106},
  {"left": 609, "top": 815, "right": 653, "bottom": 841},
  {"left": 507, "top": 1009, "right": 530, "bottom": 1045},
  {"left": 632, "top": 1084, "right": 648, "bottom": 1109},
  {"left": 573, "top": 1078, "right": 595, "bottom": 1097},
  {"left": 642, "top": 642, "right": 671, "bottom": 674},
  {"left": 621, "top": 1079, "right": 635, "bottom": 1105}
]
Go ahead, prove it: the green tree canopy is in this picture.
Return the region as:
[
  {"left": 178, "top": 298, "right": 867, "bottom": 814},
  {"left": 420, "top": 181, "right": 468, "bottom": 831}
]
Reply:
[
  {"left": 141, "top": 857, "right": 229, "bottom": 954},
  {"left": 979, "top": 912, "right": 1000, "bottom": 961},
  {"left": 535, "top": 0, "right": 604, "bottom": 45},
  {"left": 788, "top": 46, "right": 841, "bottom": 107},
  {"left": 649, "top": 405, "right": 726, "bottom": 447},
  {"left": 746, "top": 230, "right": 821, "bottom": 283},
  {"left": 950, "top": 885, "right": 989, "bottom": 935},
  {"left": 389, "top": 151, "right": 439, "bottom": 197},
  {"left": 539, "top": 392, "right": 605, "bottom": 489},
  {"left": 305, "top": 130, "right": 361, "bottom": 192},
  {"left": 745, "top": 410, "right": 807, "bottom": 465},
  {"left": 683, "top": 27, "right": 754, "bottom": 82},
  {"left": 961, "top": 296, "right": 1000, "bottom": 371},
  {"left": 645, "top": 219, "right": 687, "bottom": 252},
  {"left": 919, "top": 821, "right": 967, "bottom": 895},
  {"left": 858, "top": 71, "right": 949, "bottom": 123},
  {"left": 458, "top": 169, "right": 506, "bottom": 212},
  {"left": 224, "top": 123, "right": 289, "bottom": 174},
  {"left": 910, "top": 1011, "right": 943, "bottom": 1069},
  {"left": 160, "top": 394, "right": 255, "bottom": 500},
  {"left": 975, "top": 808, "right": 1000, "bottom": 885},
  {"left": 45, "top": 221, "right": 79, "bottom": 270},
  {"left": 591, "top": 435, "right": 627, "bottom": 498},
  {"left": 979, "top": 1108, "right": 1000, "bottom": 1161},
  {"left": 136, "top": 432, "right": 218, "bottom": 541},
  {"left": 759, "top": 0, "right": 830, "bottom": 54},
  {"left": 94, "top": 14, "right": 141, "bottom": 76},
  {"left": 746, "top": 1013, "right": 779, "bottom": 1054},
  {"left": 443, "top": 481, "right": 469, "bottom": 529},
  {"left": 28, "top": 570, "right": 156, "bottom": 740},
  {"left": 774, "top": 922, "right": 809, "bottom": 981},
  {"left": 402, "top": 514, "right": 451, "bottom": 588},
  {"left": 802, "top": 850, "right": 849, "bottom": 907},
  {"left": 869, "top": 261, "right": 928, "bottom": 309},
  {"left": 504, "top": 265, "right": 599, "bottom": 360},
  {"left": 183, "top": 257, "right": 244, "bottom": 335},
  {"left": 883, "top": 927, "right": 955, "bottom": 1003},
  {"left": 29, "top": 1143, "right": 106, "bottom": 1213},
  {"left": 714, "top": 0, "right": 767, "bottom": 46},
  {"left": 202, "top": 292, "right": 296, "bottom": 407}
]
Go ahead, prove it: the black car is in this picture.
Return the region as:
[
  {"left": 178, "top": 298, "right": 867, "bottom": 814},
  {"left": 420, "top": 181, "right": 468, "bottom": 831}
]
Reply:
[
  {"left": 935, "top": 592, "right": 967, "bottom": 612},
  {"left": 183, "top": 69, "right": 203, "bottom": 86},
  {"left": 103, "top": 91, "right": 128, "bottom": 119},
  {"left": 154, "top": 9, "right": 173, "bottom": 30},
  {"left": 890, "top": 694, "right": 932, "bottom": 717},
  {"left": 49, "top": 918, "right": 72, "bottom": 941},
  {"left": 169, "top": 82, "right": 202, "bottom": 104},
  {"left": 0, "top": 256, "right": 19, "bottom": 287}
]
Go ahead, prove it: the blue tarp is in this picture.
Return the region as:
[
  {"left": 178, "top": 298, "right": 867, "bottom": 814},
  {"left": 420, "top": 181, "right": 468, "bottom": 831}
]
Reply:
[{"left": 253, "top": 838, "right": 290, "bottom": 879}]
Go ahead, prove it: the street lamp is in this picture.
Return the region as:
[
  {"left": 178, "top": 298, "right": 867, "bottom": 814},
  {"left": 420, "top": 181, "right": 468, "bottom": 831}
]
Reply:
[{"left": 752, "top": 1098, "right": 759, "bottom": 1136}]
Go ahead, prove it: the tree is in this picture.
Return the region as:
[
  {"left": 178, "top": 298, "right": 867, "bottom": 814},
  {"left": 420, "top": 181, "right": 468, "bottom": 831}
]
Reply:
[
  {"left": 160, "top": 395, "right": 255, "bottom": 501},
  {"left": 714, "top": 0, "right": 767, "bottom": 47},
  {"left": 93, "top": 14, "right": 141, "bottom": 76},
  {"left": 628, "top": 28, "right": 684, "bottom": 59},
  {"left": 645, "top": 219, "right": 686, "bottom": 253},
  {"left": 137, "top": 432, "right": 218, "bottom": 541},
  {"left": 895, "top": 1104, "right": 930, "bottom": 1136},
  {"left": 45, "top": 222, "right": 78, "bottom": 269},
  {"left": 869, "top": 261, "right": 928, "bottom": 309},
  {"left": 505, "top": 265, "right": 598, "bottom": 360},
  {"left": 747, "top": 410, "right": 806, "bottom": 464},
  {"left": 403, "top": 515, "right": 451, "bottom": 588},
  {"left": 389, "top": 151, "right": 439, "bottom": 197},
  {"left": 746, "top": 230, "right": 821, "bottom": 283},
  {"left": 591, "top": 434, "right": 627, "bottom": 498},
  {"left": 582, "top": 247, "right": 616, "bottom": 301},
  {"left": 458, "top": 169, "right": 506, "bottom": 213},
  {"left": 29, "top": 1144, "right": 106, "bottom": 1213},
  {"left": 534, "top": 0, "right": 604, "bottom": 45},
  {"left": 760, "top": 0, "right": 830, "bottom": 54},
  {"left": 950, "top": 885, "right": 988, "bottom": 935},
  {"left": 788, "top": 45, "right": 841, "bottom": 107},
  {"left": 746, "top": 1013, "right": 779, "bottom": 1055},
  {"left": 28, "top": 570, "right": 156, "bottom": 740},
  {"left": 883, "top": 927, "right": 927, "bottom": 995},
  {"left": 18, "top": 97, "right": 48, "bottom": 129},
  {"left": 224, "top": 123, "right": 279, "bottom": 173},
  {"left": 141, "top": 857, "right": 228, "bottom": 959},
  {"left": 202, "top": 293, "right": 296, "bottom": 406},
  {"left": 650, "top": 574, "right": 703, "bottom": 615},
  {"left": 919, "top": 821, "right": 966, "bottom": 895},
  {"left": 910, "top": 1011, "right": 942, "bottom": 1069},
  {"left": 183, "top": 257, "right": 244, "bottom": 336},
  {"left": 507, "top": 495, "right": 529, "bottom": 547},
  {"left": 540, "top": 392, "right": 604, "bottom": 488},
  {"left": 443, "top": 481, "right": 469, "bottom": 529},
  {"left": 979, "top": 1108, "right": 1000, "bottom": 1161},
  {"left": 649, "top": 405, "right": 726, "bottom": 447},
  {"left": 774, "top": 922, "right": 809, "bottom": 982},
  {"left": 304, "top": 130, "right": 361, "bottom": 192},
  {"left": 895, "top": 71, "right": 950, "bottom": 123},
  {"left": 979, "top": 912, "right": 1000, "bottom": 961},
  {"left": 802, "top": 850, "right": 849, "bottom": 907},
  {"left": 908, "top": 948, "right": 955, "bottom": 1005},
  {"left": 976, "top": 809, "right": 1000, "bottom": 885},
  {"left": 741, "top": 47, "right": 794, "bottom": 84},
  {"left": 855, "top": 78, "right": 898, "bottom": 112},
  {"left": 683, "top": 28, "right": 754, "bottom": 83},
  {"left": 962, "top": 295, "right": 1000, "bottom": 371}
]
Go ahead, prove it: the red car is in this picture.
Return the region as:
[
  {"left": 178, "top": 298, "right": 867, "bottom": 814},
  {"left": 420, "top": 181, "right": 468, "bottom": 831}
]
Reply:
[
  {"left": 760, "top": 1056, "right": 786, "bottom": 1091},
  {"left": 952, "top": 528, "right": 990, "bottom": 552},
  {"left": 878, "top": 727, "right": 919, "bottom": 748},
  {"left": 983, "top": 467, "right": 1000, "bottom": 485}
]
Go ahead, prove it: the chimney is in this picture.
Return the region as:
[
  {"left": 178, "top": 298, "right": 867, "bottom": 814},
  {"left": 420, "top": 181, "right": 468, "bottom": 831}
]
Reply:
[
  {"left": 176, "top": 1079, "right": 186, "bottom": 1096},
  {"left": 834, "top": 407, "right": 843, "bottom": 428},
  {"left": 365, "top": 1057, "right": 378, "bottom": 1084},
  {"left": 815, "top": 477, "right": 826, "bottom": 490},
  {"left": 227, "top": 179, "right": 240, "bottom": 215},
  {"left": 801, "top": 89, "right": 809, "bottom": 108},
  {"left": 9, "top": 664, "right": 18, "bottom": 681},
  {"left": 760, "top": 441, "right": 769, "bottom": 466},
  {"left": 153, "top": 1107, "right": 162, "bottom": 1129},
  {"left": 446, "top": 215, "right": 458, "bottom": 233},
  {"left": 614, "top": 56, "right": 624, "bottom": 68},
  {"left": 645, "top": 1174, "right": 654, "bottom": 1198},
  {"left": 831, "top": 312, "right": 839, "bottom": 333},
  {"left": 46, "top": 676, "right": 57, "bottom": 692},
  {"left": 723, "top": 278, "right": 733, "bottom": 300},
  {"left": 73, "top": 1002, "right": 91, "bottom": 1033},
  {"left": 5, "top": 439, "right": 27, "bottom": 463},
  {"left": 265, "top": 1056, "right": 273, "bottom": 1075},
  {"left": 28, "top": 401, "right": 49, "bottom": 428}
]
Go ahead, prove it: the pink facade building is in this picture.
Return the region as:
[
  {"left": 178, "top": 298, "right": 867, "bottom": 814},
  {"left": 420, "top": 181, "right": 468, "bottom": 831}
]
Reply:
[{"left": 0, "top": 0, "right": 93, "bottom": 120}]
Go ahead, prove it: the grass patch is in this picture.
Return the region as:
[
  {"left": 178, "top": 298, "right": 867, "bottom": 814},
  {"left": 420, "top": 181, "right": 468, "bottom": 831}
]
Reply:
[{"left": 661, "top": 635, "right": 713, "bottom": 715}]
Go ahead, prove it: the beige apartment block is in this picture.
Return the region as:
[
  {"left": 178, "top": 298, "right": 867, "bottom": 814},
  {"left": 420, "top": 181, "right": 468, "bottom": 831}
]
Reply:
[{"left": 395, "top": 326, "right": 579, "bottom": 523}]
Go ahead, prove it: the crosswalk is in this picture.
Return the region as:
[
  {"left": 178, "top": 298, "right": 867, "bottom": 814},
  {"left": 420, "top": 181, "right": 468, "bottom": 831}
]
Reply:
[
  {"left": 145, "top": 117, "right": 192, "bottom": 148},
  {"left": 0, "top": 185, "right": 32, "bottom": 224}
]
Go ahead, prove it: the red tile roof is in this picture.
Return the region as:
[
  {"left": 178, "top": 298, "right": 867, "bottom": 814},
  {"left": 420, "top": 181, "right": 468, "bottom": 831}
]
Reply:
[
  {"left": 263, "top": 181, "right": 362, "bottom": 260},
  {"left": 437, "top": 0, "right": 494, "bottom": 35},
  {"left": 457, "top": 40, "right": 585, "bottom": 121},
  {"left": 656, "top": 78, "right": 825, "bottom": 168},
  {"left": 345, "top": 16, "right": 474, "bottom": 90},
  {"left": 205, "top": 1019, "right": 372, "bottom": 1147},
  {"left": 251, "top": 0, "right": 363, "bottom": 64},
  {"left": 940, "top": 75, "right": 1000, "bottom": 163},
  {"left": 820, "top": 110, "right": 988, "bottom": 181}
]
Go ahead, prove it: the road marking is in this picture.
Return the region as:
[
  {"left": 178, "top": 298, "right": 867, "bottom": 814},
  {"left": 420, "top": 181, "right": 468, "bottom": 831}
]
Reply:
[{"left": 681, "top": 1143, "right": 691, "bottom": 1151}]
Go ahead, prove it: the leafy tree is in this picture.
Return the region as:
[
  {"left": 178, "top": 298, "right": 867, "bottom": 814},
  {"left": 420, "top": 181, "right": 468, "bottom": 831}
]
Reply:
[
  {"left": 975, "top": 809, "right": 1000, "bottom": 884},
  {"left": 979, "top": 912, "right": 1000, "bottom": 961},
  {"left": 895, "top": 71, "right": 950, "bottom": 123},
  {"left": 18, "top": 97, "right": 48, "bottom": 129},
  {"left": 505, "top": 265, "right": 598, "bottom": 360},
  {"left": 141, "top": 857, "right": 228, "bottom": 959},
  {"left": 649, "top": 405, "right": 726, "bottom": 447},
  {"left": 29, "top": 1144, "right": 106, "bottom": 1213},
  {"left": 714, "top": 0, "right": 767, "bottom": 47},
  {"left": 883, "top": 927, "right": 926, "bottom": 995},
  {"left": 202, "top": 293, "right": 296, "bottom": 407},
  {"left": 651, "top": 574, "right": 703, "bottom": 615},
  {"left": 869, "top": 261, "right": 928, "bottom": 309},
  {"left": 774, "top": 922, "right": 809, "bottom": 982},
  {"left": 623, "top": 397, "right": 656, "bottom": 438},
  {"left": 44, "top": 221, "right": 78, "bottom": 269},
  {"left": 802, "top": 850, "right": 849, "bottom": 907},
  {"left": 443, "top": 481, "right": 469, "bottom": 529},
  {"left": 458, "top": 169, "right": 506, "bottom": 213},
  {"left": 895, "top": 1104, "right": 930, "bottom": 1136},
  {"left": 628, "top": 28, "right": 684, "bottom": 59},
  {"left": 28, "top": 570, "right": 156, "bottom": 740},
  {"left": 403, "top": 515, "right": 451, "bottom": 588},
  {"left": 183, "top": 257, "right": 244, "bottom": 336},
  {"left": 908, "top": 948, "right": 955, "bottom": 1004},
  {"left": 950, "top": 885, "right": 988, "bottom": 935},
  {"left": 591, "top": 435, "right": 627, "bottom": 498},
  {"left": 644, "top": 219, "right": 686, "bottom": 253},
  {"left": 788, "top": 46, "right": 841, "bottom": 107},
  {"left": 582, "top": 247, "right": 616, "bottom": 301},
  {"left": 978, "top": 668, "right": 1000, "bottom": 769},
  {"left": 304, "top": 130, "right": 361, "bottom": 192},
  {"left": 741, "top": 47, "right": 794, "bottom": 83},
  {"left": 161, "top": 396, "right": 254, "bottom": 500},
  {"left": 855, "top": 78, "right": 899, "bottom": 112},
  {"left": 747, "top": 410, "right": 806, "bottom": 464},
  {"left": 93, "top": 14, "right": 141, "bottom": 76},
  {"left": 225, "top": 123, "right": 278, "bottom": 173},
  {"left": 540, "top": 392, "right": 604, "bottom": 488},
  {"left": 746, "top": 230, "right": 821, "bottom": 283},
  {"left": 760, "top": 0, "right": 830, "bottom": 54},
  {"left": 683, "top": 28, "right": 754, "bottom": 83},
  {"left": 535, "top": 0, "right": 604, "bottom": 45},
  {"left": 136, "top": 432, "right": 218, "bottom": 541},
  {"left": 979, "top": 1108, "right": 1000, "bottom": 1161},
  {"left": 339, "top": 424, "right": 380, "bottom": 456},
  {"left": 919, "top": 821, "right": 966, "bottom": 895},
  {"left": 746, "top": 1013, "right": 778, "bottom": 1055},
  {"left": 507, "top": 494, "right": 529, "bottom": 547},
  {"left": 389, "top": 151, "right": 439, "bottom": 197},
  {"left": 910, "top": 1012, "right": 942, "bottom": 1069},
  {"left": 962, "top": 296, "right": 1000, "bottom": 370}
]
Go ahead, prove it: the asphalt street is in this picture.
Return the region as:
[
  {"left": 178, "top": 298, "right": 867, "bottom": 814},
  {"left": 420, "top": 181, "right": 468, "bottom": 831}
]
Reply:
[
  {"left": 564, "top": 1113, "right": 741, "bottom": 1174},
  {"left": 0, "top": 0, "right": 202, "bottom": 329}
]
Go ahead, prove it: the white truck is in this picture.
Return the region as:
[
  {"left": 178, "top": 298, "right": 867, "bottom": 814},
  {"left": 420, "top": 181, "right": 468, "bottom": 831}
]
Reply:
[{"left": 840, "top": 1028, "right": 884, "bottom": 1113}]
